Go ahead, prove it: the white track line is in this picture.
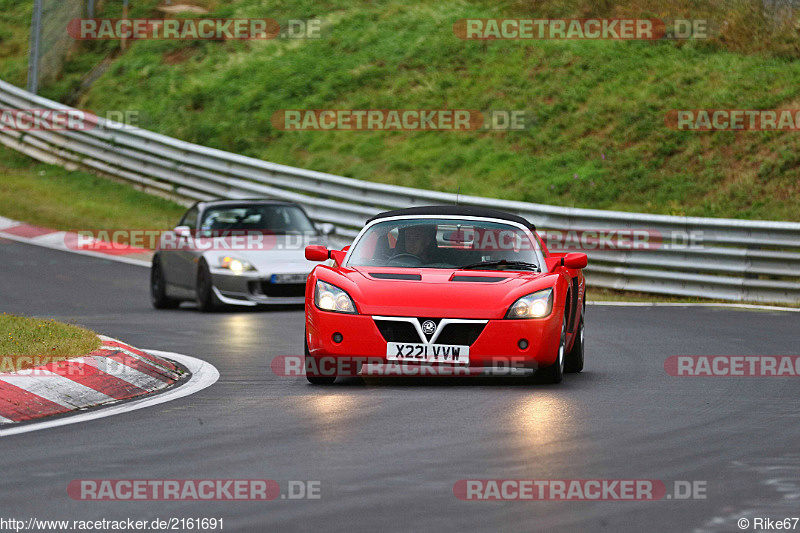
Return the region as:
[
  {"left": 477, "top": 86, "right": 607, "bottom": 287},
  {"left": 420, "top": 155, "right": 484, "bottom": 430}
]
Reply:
[
  {"left": 588, "top": 301, "right": 800, "bottom": 312},
  {"left": 0, "top": 350, "right": 219, "bottom": 437},
  {"left": 0, "top": 230, "right": 150, "bottom": 267}
]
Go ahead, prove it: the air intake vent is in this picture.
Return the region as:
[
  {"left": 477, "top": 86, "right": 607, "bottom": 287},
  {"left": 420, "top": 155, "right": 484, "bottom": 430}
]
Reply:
[
  {"left": 451, "top": 275, "right": 506, "bottom": 283},
  {"left": 370, "top": 273, "right": 422, "bottom": 281}
]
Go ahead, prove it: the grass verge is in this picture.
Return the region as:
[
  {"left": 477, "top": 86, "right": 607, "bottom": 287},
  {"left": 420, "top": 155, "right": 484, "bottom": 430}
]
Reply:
[
  {"left": 0, "top": 314, "right": 101, "bottom": 372},
  {"left": 3, "top": 1, "right": 800, "bottom": 221},
  {"left": 0, "top": 144, "right": 186, "bottom": 236}
]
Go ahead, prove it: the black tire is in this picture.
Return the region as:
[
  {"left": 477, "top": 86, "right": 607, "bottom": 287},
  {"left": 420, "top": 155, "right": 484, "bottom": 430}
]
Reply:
[
  {"left": 305, "top": 337, "right": 336, "bottom": 385},
  {"left": 535, "top": 316, "right": 566, "bottom": 384},
  {"left": 150, "top": 258, "right": 179, "bottom": 309},
  {"left": 196, "top": 259, "right": 221, "bottom": 313},
  {"left": 564, "top": 313, "right": 584, "bottom": 373}
]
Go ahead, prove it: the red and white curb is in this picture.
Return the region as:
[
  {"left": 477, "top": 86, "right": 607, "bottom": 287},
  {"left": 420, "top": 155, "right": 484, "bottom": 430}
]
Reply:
[
  {"left": 0, "top": 336, "right": 217, "bottom": 434},
  {"left": 0, "top": 216, "right": 153, "bottom": 267}
]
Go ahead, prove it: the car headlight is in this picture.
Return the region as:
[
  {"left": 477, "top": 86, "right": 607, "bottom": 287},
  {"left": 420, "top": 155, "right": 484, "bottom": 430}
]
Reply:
[
  {"left": 219, "top": 255, "right": 254, "bottom": 273},
  {"left": 314, "top": 280, "right": 357, "bottom": 314},
  {"left": 506, "top": 288, "right": 553, "bottom": 319}
]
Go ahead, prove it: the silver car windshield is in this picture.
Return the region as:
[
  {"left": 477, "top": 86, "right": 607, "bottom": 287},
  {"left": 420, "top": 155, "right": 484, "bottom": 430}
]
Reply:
[
  {"left": 347, "top": 218, "right": 541, "bottom": 270},
  {"left": 199, "top": 205, "right": 316, "bottom": 234}
]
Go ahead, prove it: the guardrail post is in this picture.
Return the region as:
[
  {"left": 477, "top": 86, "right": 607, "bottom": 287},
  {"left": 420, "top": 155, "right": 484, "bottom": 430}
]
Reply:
[
  {"left": 122, "top": 0, "right": 129, "bottom": 50},
  {"left": 27, "top": 0, "right": 44, "bottom": 94}
]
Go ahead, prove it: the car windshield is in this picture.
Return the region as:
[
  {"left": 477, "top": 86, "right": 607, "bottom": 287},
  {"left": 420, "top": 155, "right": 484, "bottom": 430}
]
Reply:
[
  {"left": 347, "top": 218, "right": 541, "bottom": 270},
  {"left": 198, "top": 204, "right": 317, "bottom": 234}
]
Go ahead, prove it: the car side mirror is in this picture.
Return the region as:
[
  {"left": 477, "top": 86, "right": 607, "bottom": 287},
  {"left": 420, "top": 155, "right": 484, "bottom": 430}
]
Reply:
[
  {"left": 329, "top": 249, "right": 346, "bottom": 265},
  {"left": 305, "top": 245, "right": 330, "bottom": 262},
  {"left": 544, "top": 257, "right": 561, "bottom": 272},
  {"left": 317, "top": 223, "right": 335, "bottom": 236},
  {"left": 563, "top": 252, "right": 588, "bottom": 269},
  {"left": 174, "top": 225, "right": 191, "bottom": 238}
]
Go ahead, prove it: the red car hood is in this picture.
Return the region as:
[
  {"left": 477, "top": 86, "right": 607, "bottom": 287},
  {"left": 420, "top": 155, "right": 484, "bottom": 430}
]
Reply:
[{"left": 330, "top": 266, "right": 558, "bottom": 319}]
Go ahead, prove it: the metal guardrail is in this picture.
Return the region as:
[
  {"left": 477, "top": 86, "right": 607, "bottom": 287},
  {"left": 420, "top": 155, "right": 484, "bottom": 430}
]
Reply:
[{"left": 2, "top": 78, "right": 799, "bottom": 303}]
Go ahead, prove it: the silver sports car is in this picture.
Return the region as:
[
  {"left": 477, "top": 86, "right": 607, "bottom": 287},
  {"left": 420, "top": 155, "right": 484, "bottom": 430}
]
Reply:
[{"left": 150, "top": 199, "right": 334, "bottom": 311}]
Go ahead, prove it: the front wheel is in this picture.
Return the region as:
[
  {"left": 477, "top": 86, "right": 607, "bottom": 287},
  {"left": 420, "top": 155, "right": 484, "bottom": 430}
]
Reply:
[
  {"left": 151, "top": 258, "right": 179, "bottom": 309},
  {"left": 564, "top": 314, "right": 584, "bottom": 373},
  {"left": 305, "top": 337, "right": 336, "bottom": 385},
  {"left": 535, "top": 317, "right": 565, "bottom": 384},
  {"left": 196, "top": 260, "right": 221, "bottom": 313}
]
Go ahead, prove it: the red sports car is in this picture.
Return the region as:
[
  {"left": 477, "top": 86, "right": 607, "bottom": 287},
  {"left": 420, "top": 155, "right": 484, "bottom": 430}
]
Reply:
[{"left": 303, "top": 206, "right": 587, "bottom": 384}]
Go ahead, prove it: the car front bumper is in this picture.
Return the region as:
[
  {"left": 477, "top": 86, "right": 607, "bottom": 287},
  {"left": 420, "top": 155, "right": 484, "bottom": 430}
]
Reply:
[
  {"left": 211, "top": 270, "right": 306, "bottom": 305},
  {"left": 306, "top": 306, "right": 563, "bottom": 370}
]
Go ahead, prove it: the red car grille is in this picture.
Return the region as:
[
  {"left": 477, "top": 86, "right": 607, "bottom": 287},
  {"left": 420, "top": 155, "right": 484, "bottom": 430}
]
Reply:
[{"left": 373, "top": 319, "right": 486, "bottom": 346}]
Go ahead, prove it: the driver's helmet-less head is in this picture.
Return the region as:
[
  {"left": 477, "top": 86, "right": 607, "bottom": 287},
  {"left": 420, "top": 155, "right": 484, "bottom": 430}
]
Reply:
[{"left": 399, "top": 224, "right": 437, "bottom": 257}]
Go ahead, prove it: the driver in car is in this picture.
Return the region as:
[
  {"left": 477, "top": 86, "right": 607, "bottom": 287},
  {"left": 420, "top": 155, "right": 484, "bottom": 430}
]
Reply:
[{"left": 398, "top": 224, "right": 438, "bottom": 264}]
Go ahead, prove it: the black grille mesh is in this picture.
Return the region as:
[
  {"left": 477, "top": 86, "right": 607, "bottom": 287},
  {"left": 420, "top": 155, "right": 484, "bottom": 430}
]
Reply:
[
  {"left": 260, "top": 282, "right": 305, "bottom": 297},
  {"left": 374, "top": 321, "right": 422, "bottom": 343},
  {"left": 436, "top": 323, "right": 486, "bottom": 346},
  {"left": 374, "top": 320, "right": 486, "bottom": 346}
]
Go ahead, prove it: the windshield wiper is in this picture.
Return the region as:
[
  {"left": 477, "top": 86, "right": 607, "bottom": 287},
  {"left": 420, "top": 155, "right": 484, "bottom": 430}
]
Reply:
[{"left": 459, "top": 260, "right": 540, "bottom": 272}]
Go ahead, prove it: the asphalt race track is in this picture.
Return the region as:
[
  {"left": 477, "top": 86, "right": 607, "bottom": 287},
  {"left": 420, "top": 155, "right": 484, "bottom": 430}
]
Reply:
[{"left": 1, "top": 238, "right": 799, "bottom": 532}]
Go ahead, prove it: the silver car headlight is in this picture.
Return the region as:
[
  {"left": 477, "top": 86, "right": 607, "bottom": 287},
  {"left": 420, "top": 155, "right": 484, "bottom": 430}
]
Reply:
[
  {"left": 506, "top": 288, "right": 553, "bottom": 319},
  {"left": 314, "top": 280, "right": 357, "bottom": 314},
  {"left": 219, "top": 255, "right": 255, "bottom": 273}
]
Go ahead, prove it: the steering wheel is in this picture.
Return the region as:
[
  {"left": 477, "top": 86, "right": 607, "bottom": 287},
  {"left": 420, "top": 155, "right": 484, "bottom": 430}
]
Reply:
[{"left": 387, "top": 253, "right": 423, "bottom": 266}]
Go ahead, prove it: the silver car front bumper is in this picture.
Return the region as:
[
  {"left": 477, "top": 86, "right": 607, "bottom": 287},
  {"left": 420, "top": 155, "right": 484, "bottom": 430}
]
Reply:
[{"left": 211, "top": 271, "right": 306, "bottom": 306}]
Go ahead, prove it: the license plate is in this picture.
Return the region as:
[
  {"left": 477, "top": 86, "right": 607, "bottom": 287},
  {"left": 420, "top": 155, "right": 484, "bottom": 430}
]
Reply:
[
  {"left": 386, "top": 342, "right": 469, "bottom": 365},
  {"left": 271, "top": 273, "right": 307, "bottom": 284}
]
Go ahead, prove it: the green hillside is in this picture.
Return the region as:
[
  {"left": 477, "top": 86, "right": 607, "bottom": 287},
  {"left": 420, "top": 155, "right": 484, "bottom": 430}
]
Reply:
[{"left": 2, "top": 0, "right": 800, "bottom": 221}]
